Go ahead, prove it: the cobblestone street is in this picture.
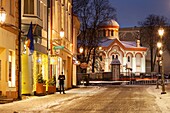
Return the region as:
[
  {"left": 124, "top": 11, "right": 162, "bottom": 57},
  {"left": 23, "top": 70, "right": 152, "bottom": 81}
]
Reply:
[{"left": 0, "top": 85, "right": 170, "bottom": 113}]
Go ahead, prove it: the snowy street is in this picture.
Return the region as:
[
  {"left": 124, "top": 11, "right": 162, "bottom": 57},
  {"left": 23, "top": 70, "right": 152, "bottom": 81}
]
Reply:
[{"left": 0, "top": 85, "right": 170, "bottom": 113}]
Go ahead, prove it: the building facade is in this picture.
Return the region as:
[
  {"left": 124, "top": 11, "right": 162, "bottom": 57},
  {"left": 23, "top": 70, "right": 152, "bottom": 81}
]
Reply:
[
  {"left": 21, "top": 0, "right": 48, "bottom": 95},
  {"left": 98, "top": 20, "right": 147, "bottom": 76},
  {"left": 49, "top": 0, "right": 73, "bottom": 89},
  {"left": 72, "top": 14, "right": 80, "bottom": 86},
  {"left": 0, "top": 0, "right": 19, "bottom": 98}
]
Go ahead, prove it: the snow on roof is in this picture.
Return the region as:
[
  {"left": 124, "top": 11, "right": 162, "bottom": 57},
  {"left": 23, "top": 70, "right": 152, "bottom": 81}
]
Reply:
[
  {"left": 121, "top": 41, "right": 136, "bottom": 48},
  {"left": 100, "top": 39, "right": 147, "bottom": 49},
  {"left": 100, "top": 19, "right": 119, "bottom": 27},
  {"left": 100, "top": 38, "right": 115, "bottom": 47}
]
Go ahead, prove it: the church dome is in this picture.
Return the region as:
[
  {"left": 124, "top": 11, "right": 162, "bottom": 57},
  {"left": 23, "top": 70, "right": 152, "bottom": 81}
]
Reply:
[{"left": 99, "top": 19, "right": 119, "bottom": 27}]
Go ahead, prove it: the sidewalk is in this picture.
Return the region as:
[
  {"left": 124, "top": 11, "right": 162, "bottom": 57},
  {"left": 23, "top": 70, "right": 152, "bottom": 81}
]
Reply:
[
  {"left": 0, "top": 86, "right": 102, "bottom": 113},
  {"left": 147, "top": 84, "right": 170, "bottom": 113}
]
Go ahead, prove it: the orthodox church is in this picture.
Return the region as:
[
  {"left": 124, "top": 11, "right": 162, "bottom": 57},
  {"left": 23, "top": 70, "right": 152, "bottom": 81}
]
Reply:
[{"left": 98, "top": 20, "right": 147, "bottom": 76}]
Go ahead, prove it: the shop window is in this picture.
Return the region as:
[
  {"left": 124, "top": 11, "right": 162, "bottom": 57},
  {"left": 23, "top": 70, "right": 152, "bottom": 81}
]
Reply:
[{"left": 37, "top": 53, "right": 42, "bottom": 74}]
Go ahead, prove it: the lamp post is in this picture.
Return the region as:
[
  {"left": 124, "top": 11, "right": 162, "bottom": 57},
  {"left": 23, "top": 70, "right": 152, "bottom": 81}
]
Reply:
[{"left": 158, "top": 27, "right": 166, "bottom": 94}]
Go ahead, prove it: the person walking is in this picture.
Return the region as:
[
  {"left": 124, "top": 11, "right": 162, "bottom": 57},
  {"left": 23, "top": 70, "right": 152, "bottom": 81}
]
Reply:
[{"left": 58, "top": 72, "right": 66, "bottom": 94}]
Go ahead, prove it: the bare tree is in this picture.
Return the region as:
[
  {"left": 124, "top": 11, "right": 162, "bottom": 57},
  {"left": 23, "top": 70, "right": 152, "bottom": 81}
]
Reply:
[
  {"left": 138, "top": 14, "right": 168, "bottom": 72},
  {"left": 73, "top": 0, "right": 116, "bottom": 73}
]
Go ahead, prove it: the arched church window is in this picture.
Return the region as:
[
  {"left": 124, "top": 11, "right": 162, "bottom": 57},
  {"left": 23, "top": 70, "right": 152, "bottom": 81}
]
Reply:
[
  {"left": 112, "top": 55, "right": 114, "bottom": 60},
  {"left": 116, "top": 55, "right": 118, "bottom": 59},
  {"left": 111, "top": 30, "right": 114, "bottom": 36},
  {"left": 128, "top": 56, "right": 130, "bottom": 62}
]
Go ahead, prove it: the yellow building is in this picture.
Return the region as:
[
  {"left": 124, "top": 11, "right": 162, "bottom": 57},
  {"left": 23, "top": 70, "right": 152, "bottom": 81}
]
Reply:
[
  {"left": 21, "top": 0, "right": 48, "bottom": 95},
  {"left": 0, "top": 0, "right": 20, "bottom": 99},
  {"left": 72, "top": 14, "right": 80, "bottom": 86},
  {"left": 49, "top": 0, "right": 73, "bottom": 89}
]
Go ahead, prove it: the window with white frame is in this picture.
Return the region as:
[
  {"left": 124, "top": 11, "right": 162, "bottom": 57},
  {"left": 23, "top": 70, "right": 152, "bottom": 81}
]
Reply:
[{"left": 8, "top": 51, "right": 15, "bottom": 87}]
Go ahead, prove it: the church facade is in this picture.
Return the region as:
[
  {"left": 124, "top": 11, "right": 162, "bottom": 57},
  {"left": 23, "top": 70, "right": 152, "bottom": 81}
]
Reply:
[{"left": 98, "top": 20, "right": 147, "bottom": 75}]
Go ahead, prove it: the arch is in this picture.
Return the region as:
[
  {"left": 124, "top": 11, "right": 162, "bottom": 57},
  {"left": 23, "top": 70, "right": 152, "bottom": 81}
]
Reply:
[
  {"left": 135, "top": 52, "right": 143, "bottom": 58},
  {"left": 108, "top": 45, "right": 124, "bottom": 57},
  {"left": 126, "top": 52, "right": 134, "bottom": 57}
]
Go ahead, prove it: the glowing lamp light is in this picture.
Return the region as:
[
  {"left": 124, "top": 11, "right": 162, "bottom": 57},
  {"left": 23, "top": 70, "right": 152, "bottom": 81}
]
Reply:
[
  {"left": 0, "top": 7, "right": 6, "bottom": 24},
  {"left": 157, "top": 42, "right": 162, "bottom": 48},
  {"left": 60, "top": 28, "right": 64, "bottom": 38},
  {"left": 159, "top": 50, "right": 163, "bottom": 55},
  {"left": 99, "top": 46, "right": 102, "bottom": 50},
  {"left": 158, "top": 28, "right": 164, "bottom": 37},
  {"left": 79, "top": 47, "right": 83, "bottom": 53}
]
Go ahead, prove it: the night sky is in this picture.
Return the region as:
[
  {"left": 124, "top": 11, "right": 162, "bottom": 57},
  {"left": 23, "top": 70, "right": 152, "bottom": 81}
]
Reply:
[{"left": 109, "top": 0, "right": 170, "bottom": 28}]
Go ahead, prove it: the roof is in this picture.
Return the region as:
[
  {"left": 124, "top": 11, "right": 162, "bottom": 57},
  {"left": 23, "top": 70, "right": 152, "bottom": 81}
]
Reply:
[
  {"left": 99, "top": 19, "right": 119, "bottom": 27},
  {"left": 99, "top": 38, "right": 115, "bottom": 47},
  {"left": 99, "top": 38, "right": 147, "bottom": 51},
  {"left": 121, "top": 41, "right": 136, "bottom": 48}
]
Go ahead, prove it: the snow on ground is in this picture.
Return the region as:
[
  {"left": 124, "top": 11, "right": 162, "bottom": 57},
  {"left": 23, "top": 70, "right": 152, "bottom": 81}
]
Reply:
[{"left": 147, "top": 85, "right": 170, "bottom": 113}]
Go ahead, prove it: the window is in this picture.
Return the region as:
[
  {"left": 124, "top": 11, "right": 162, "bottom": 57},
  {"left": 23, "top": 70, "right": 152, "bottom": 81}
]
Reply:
[
  {"left": 37, "top": 53, "right": 42, "bottom": 74},
  {"left": 111, "top": 30, "right": 114, "bottom": 36},
  {"left": 8, "top": 51, "right": 15, "bottom": 87},
  {"left": 112, "top": 55, "right": 114, "bottom": 60},
  {"left": 9, "top": 51, "right": 12, "bottom": 82},
  {"left": 24, "top": 0, "right": 34, "bottom": 14},
  {"left": 37, "top": 0, "right": 40, "bottom": 17},
  {"left": 128, "top": 56, "right": 130, "bottom": 62},
  {"left": 116, "top": 55, "right": 118, "bottom": 59},
  {"left": 10, "top": 0, "right": 14, "bottom": 16}
]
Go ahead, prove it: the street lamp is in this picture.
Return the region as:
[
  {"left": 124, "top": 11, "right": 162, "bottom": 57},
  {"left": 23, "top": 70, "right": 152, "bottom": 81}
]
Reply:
[
  {"left": 60, "top": 28, "right": 64, "bottom": 38},
  {"left": 0, "top": 7, "right": 6, "bottom": 24},
  {"left": 79, "top": 47, "right": 83, "bottom": 54},
  {"left": 158, "top": 27, "right": 166, "bottom": 94}
]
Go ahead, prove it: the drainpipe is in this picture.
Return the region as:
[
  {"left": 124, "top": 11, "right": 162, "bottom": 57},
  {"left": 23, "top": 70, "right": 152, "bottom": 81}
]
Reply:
[{"left": 18, "top": 0, "right": 22, "bottom": 100}]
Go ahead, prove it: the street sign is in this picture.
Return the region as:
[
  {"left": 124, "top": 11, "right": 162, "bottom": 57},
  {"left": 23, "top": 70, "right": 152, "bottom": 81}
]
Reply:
[{"left": 53, "top": 46, "right": 64, "bottom": 50}]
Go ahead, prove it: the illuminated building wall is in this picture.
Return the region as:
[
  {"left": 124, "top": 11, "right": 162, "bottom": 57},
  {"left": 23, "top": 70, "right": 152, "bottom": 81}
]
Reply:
[{"left": 0, "top": 0, "right": 19, "bottom": 99}]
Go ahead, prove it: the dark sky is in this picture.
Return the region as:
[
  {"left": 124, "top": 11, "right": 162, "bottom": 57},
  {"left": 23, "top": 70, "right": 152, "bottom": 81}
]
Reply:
[{"left": 109, "top": 0, "right": 170, "bottom": 28}]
